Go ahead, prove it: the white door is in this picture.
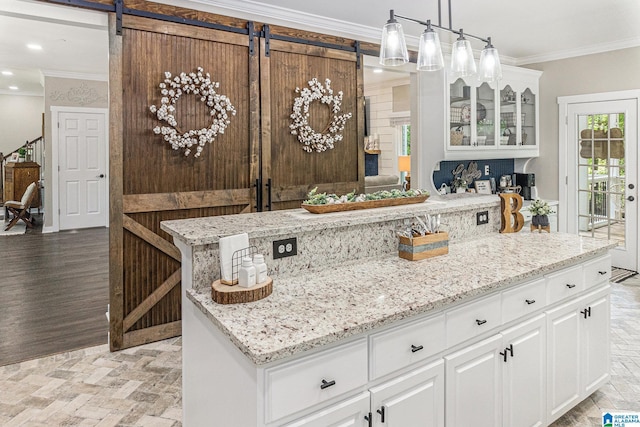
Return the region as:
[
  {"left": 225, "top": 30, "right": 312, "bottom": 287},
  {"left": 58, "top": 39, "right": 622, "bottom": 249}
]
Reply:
[
  {"left": 445, "top": 335, "right": 502, "bottom": 427},
  {"left": 370, "top": 360, "right": 444, "bottom": 427},
  {"left": 58, "top": 111, "right": 107, "bottom": 230},
  {"left": 546, "top": 301, "right": 581, "bottom": 424},
  {"left": 501, "top": 314, "right": 546, "bottom": 427},
  {"left": 564, "top": 98, "right": 638, "bottom": 270}
]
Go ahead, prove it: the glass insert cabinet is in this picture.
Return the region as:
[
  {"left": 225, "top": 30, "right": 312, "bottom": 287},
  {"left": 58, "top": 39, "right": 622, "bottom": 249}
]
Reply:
[{"left": 446, "top": 68, "right": 540, "bottom": 159}]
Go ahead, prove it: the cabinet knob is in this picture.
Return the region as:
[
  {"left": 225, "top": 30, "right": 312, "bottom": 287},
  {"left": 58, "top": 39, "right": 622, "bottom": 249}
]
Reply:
[
  {"left": 525, "top": 299, "right": 536, "bottom": 305},
  {"left": 320, "top": 379, "right": 335, "bottom": 390},
  {"left": 566, "top": 284, "right": 576, "bottom": 289},
  {"left": 411, "top": 344, "right": 424, "bottom": 353},
  {"left": 476, "top": 319, "right": 487, "bottom": 326}
]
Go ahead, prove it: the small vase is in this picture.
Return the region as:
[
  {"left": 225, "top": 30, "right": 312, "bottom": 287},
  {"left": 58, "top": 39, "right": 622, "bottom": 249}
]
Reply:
[
  {"left": 532, "top": 214, "right": 549, "bottom": 227},
  {"left": 455, "top": 187, "right": 466, "bottom": 194}
]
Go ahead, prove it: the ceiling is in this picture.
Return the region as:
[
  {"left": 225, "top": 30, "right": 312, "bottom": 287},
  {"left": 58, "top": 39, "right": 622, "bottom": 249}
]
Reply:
[{"left": 1, "top": 0, "right": 639, "bottom": 96}]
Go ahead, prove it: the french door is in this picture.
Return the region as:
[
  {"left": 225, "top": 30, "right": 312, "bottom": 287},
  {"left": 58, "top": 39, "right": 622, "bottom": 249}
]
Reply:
[{"left": 562, "top": 96, "right": 638, "bottom": 271}]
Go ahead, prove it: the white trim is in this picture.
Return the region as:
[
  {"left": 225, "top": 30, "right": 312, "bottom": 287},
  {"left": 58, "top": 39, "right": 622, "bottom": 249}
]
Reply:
[
  {"left": 0, "top": 89, "right": 43, "bottom": 97},
  {"left": 557, "top": 90, "right": 640, "bottom": 106},
  {"left": 42, "top": 70, "right": 108, "bottom": 82},
  {"left": 517, "top": 37, "right": 640, "bottom": 66},
  {"left": 50, "top": 106, "right": 110, "bottom": 232}
]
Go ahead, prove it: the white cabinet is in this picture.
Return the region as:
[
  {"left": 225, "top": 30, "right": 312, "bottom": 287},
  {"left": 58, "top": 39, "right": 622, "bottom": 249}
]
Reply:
[
  {"left": 546, "top": 285, "right": 611, "bottom": 424},
  {"left": 502, "top": 315, "right": 546, "bottom": 427},
  {"left": 370, "top": 360, "right": 445, "bottom": 427},
  {"left": 444, "top": 66, "right": 541, "bottom": 160},
  {"left": 283, "top": 392, "right": 370, "bottom": 427},
  {"left": 445, "top": 314, "right": 546, "bottom": 427},
  {"left": 445, "top": 334, "right": 503, "bottom": 427}
]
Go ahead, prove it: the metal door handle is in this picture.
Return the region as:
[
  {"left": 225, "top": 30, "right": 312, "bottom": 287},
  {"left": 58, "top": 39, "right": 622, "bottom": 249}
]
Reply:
[
  {"left": 411, "top": 344, "right": 424, "bottom": 353},
  {"left": 320, "top": 379, "right": 335, "bottom": 390},
  {"left": 525, "top": 299, "right": 536, "bottom": 305},
  {"left": 97, "top": 174, "right": 105, "bottom": 178},
  {"left": 628, "top": 196, "right": 635, "bottom": 202},
  {"left": 566, "top": 284, "right": 576, "bottom": 289},
  {"left": 476, "top": 319, "right": 487, "bottom": 326}
]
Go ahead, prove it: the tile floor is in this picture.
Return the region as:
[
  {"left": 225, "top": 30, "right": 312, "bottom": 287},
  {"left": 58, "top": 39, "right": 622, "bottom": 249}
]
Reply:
[{"left": 1, "top": 278, "right": 638, "bottom": 426}]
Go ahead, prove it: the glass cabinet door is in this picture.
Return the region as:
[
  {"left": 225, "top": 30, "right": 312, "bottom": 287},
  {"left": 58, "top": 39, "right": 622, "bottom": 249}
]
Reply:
[
  {"left": 449, "top": 78, "right": 471, "bottom": 148},
  {"left": 521, "top": 88, "right": 536, "bottom": 146},
  {"left": 476, "top": 82, "right": 496, "bottom": 147},
  {"left": 499, "top": 85, "right": 517, "bottom": 146}
]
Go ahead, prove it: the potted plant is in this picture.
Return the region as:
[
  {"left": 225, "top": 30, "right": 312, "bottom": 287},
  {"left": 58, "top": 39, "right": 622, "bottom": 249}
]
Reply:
[
  {"left": 527, "top": 199, "right": 555, "bottom": 227},
  {"left": 452, "top": 177, "right": 468, "bottom": 193},
  {"left": 17, "top": 147, "right": 26, "bottom": 162}
]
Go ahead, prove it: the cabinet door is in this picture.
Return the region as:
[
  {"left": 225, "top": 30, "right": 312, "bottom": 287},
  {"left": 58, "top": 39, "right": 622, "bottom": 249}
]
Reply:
[
  {"left": 283, "top": 392, "right": 370, "bottom": 427},
  {"left": 581, "top": 289, "right": 611, "bottom": 396},
  {"left": 445, "top": 334, "right": 503, "bottom": 427},
  {"left": 370, "top": 359, "right": 444, "bottom": 427},
  {"left": 502, "top": 314, "right": 546, "bottom": 427},
  {"left": 546, "top": 300, "right": 581, "bottom": 423}
]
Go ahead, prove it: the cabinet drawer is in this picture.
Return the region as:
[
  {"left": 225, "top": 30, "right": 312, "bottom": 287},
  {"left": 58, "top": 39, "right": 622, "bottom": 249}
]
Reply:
[
  {"left": 547, "top": 265, "right": 583, "bottom": 304},
  {"left": 502, "top": 278, "right": 546, "bottom": 324},
  {"left": 583, "top": 255, "right": 611, "bottom": 289},
  {"left": 369, "top": 314, "right": 445, "bottom": 380},
  {"left": 265, "top": 339, "right": 368, "bottom": 423},
  {"left": 446, "top": 293, "right": 501, "bottom": 347}
]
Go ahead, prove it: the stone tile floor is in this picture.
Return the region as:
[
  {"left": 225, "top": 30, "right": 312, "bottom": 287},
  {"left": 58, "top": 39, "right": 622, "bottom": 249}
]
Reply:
[{"left": 1, "top": 278, "right": 639, "bottom": 426}]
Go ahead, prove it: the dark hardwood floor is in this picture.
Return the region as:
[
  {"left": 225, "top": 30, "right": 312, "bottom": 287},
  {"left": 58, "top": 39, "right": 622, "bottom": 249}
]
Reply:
[{"left": 0, "top": 215, "right": 109, "bottom": 366}]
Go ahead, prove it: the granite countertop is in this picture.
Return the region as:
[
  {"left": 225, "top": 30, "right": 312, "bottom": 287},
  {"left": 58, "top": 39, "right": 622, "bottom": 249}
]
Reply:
[
  {"left": 161, "top": 194, "right": 500, "bottom": 246},
  {"left": 186, "top": 232, "right": 616, "bottom": 365}
]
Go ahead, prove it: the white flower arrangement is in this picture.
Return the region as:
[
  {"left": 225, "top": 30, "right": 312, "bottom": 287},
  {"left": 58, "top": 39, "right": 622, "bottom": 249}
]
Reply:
[
  {"left": 149, "top": 67, "right": 236, "bottom": 157},
  {"left": 289, "top": 78, "right": 353, "bottom": 153},
  {"left": 527, "top": 199, "right": 556, "bottom": 216}
]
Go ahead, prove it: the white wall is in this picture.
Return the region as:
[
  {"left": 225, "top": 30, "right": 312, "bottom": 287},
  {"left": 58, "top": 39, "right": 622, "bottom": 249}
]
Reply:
[
  {"left": 0, "top": 94, "right": 44, "bottom": 155},
  {"left": 365, "top": 78, "right": 410, "bottom": 176},
  {"left": 524, "top": 46, "right": 640, "bottom": 200}
]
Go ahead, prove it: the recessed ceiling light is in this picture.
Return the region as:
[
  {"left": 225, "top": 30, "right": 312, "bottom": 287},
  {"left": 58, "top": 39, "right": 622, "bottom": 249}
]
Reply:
[
  {"left": 9, "top": 86, "right": 19, "bottom": 90},
  {"left": 2, "top": 71, "right": 13, "bottom": 76},
  {"left": 373, "top": 68, "right": 384, "bottom": 74},
  {"left": 27, "top": 43, "right": 42, "bottom": 50}
]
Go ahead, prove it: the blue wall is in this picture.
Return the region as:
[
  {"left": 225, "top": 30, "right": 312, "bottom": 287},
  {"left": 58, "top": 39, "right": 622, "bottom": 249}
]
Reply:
[{"left": 433, "top": 158, "right": 515, "bottom": 191}]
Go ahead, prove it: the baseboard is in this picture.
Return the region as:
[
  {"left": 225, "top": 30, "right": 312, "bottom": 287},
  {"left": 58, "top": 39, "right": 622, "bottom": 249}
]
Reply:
[{"left": 42, "top": 225, "right": 59, "bottom": 234}]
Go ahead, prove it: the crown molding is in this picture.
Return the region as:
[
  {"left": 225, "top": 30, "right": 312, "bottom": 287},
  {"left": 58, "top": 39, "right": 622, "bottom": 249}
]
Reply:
[
  {"left": 0, "top": 89, "right": 43, "bottom": 97},
  {"left": 516, "top": 37, "right": 640, "bottom": 66},
  {"left": 41, "top": 70, "right": 108, "bottom": 82}
]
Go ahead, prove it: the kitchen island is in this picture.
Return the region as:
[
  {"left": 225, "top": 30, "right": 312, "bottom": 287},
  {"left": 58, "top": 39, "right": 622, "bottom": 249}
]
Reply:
[{"left": 162, "top": 196, "right": 616, "bottom": 427}]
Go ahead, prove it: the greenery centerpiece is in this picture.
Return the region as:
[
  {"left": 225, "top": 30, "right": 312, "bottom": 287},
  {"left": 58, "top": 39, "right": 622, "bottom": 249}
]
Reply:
[
  {"left": 302, "top": 188, "right": 429, "bottom": 214},
  {"left": 527, "top": 199, "right": 555, "bottom": 227}
]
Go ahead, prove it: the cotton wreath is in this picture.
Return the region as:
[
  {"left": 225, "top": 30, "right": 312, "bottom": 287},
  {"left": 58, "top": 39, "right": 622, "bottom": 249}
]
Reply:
[
  {"left": 289, "top": 78, "right": 352, "bottom": 153},
  {"left": 149, "top": 67, "right": 236, "bottom": 157}
]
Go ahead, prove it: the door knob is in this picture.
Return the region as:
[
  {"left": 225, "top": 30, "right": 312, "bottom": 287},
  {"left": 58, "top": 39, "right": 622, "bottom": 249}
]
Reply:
[
  {"left": 628, "top": 196, "right": 635, "bottom": 202},
  {"left": 97, "top": 174, "right": 105, "bottom": 178}
]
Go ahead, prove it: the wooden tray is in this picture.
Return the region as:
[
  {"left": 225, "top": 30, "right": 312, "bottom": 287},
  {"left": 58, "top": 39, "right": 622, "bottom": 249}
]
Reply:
[
  {"left": 211, "top": 277, "right": 273, "bottom": 304},
  {"left": 301, "top": 195, "right": 428, "bottom": 214}
]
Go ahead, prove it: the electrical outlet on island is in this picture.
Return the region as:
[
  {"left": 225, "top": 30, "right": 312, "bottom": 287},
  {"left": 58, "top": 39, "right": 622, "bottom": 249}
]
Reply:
[
  {"left": 273, "top": 237, "right": 298, "bottom": 259},
  {"left": 476, "top": 211, "right": 489, "bottom": 225}
]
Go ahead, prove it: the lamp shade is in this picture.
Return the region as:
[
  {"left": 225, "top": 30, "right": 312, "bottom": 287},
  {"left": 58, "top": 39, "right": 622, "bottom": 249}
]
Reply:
[
  {"left": 417, "top": 28, "right": 444, "bottom": 71},
  {"left": 380, "top": 20, "right": 409, "bottom": 66},
  {"left": 478, "top": 44, "right": 502, "bottom": 82},
  {"left": 398, "top": 155, "right": 411, "bottom": 173},
  {"left": 450, "top": 32, "right": 476, "bottom": 78}
]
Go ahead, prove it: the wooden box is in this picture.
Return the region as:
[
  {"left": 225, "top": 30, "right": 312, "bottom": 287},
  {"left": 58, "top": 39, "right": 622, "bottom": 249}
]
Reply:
[{"left": 398, "top": 232, "right": 449, "bottom": 261}]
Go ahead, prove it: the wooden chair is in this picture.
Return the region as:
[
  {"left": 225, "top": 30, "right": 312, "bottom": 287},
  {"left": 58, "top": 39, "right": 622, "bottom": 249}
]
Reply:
[{"left": 4, "top": 182, "right": 37, "bottom": 231}]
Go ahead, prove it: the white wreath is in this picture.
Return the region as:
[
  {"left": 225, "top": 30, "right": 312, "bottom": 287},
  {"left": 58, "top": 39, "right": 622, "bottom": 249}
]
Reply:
[
  {"left": 289, "top": 78, "right": 352, "bottom": 153},
  {"left": 149, "top": 67, "right": 236, "bottom": 157}
]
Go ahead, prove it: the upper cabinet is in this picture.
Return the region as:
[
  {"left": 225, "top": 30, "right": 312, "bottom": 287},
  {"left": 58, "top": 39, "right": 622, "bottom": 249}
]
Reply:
[{"left": 445, "top": 66, "right": 541, "bottom": 160}]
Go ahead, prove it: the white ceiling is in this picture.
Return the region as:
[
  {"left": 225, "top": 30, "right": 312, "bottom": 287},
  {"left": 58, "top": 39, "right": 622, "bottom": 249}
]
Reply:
[{"left": 1, "top": 0, "right": 639, "bottom": 96}]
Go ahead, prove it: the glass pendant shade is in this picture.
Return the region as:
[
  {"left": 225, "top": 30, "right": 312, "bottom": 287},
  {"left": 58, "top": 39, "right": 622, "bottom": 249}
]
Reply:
[
  {"left": 450, "top": 33, "right": 476, "bottom": 78},
  {"left": 380, "top": 20, "right": 409, "bottom": 66},
  {"left": 478, "top": 44, "right": 503, "bottom": 82},
  {"left": 417, "top": 28, "right": 444, "bottom": 71}
]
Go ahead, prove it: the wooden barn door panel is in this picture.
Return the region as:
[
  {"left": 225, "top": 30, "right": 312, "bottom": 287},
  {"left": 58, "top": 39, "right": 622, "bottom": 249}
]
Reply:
[
  {"left": 260, "top": 39, "right": 364, "bottom": 210},
  {"left": 111, "top": 15, "right": 259, "bottom": 350}
]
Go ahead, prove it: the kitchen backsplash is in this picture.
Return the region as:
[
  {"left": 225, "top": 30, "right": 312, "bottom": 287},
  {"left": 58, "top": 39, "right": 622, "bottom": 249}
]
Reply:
[{"left": 433, "top": 158, "right": 515, "bottom": 190}]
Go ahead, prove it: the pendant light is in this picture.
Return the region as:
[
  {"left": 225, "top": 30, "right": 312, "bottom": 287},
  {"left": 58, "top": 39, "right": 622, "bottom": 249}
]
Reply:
[
  {"left": 478, "top": 38, "right": 503, "bottom": 82},
  {"left": 379, "top": 5, "right": 502, "bottom": 83},
  {"left": 417, "top": 21, "right": 444, "bottom": 71},
  {"left": 450, "top": 30, "right": 476, "bottom": 78},
  {"left": 380, "top": 10, "right": 409, "bottom": 66}
]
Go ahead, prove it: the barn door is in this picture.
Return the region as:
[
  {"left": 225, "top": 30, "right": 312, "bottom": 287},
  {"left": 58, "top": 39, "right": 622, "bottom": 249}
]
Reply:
[
  {"left": 109, "top": 15, "right": 259, "bottom": 350},
  {"left": 259, "top": 35, "right": 364, "bottom": 210}
]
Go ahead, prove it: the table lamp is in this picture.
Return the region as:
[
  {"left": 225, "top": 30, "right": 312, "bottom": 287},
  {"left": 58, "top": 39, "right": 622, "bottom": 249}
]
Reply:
[{"left": 398, "top": 155, "right": 411, "bottom": 190}]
